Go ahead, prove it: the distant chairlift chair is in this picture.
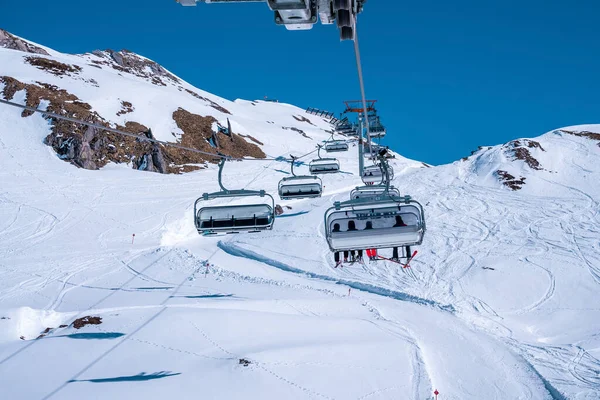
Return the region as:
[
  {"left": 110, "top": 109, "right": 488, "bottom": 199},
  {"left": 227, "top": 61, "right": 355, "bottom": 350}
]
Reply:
[
  {"left": 325, "top": 140, "right": 349, "bottom": 153},
  {"left": 194, "top": 158, "right": 275, "bottom": 235},
  {"left": 350, "top": 185, "right": 400, "bottom": 201},
  {"left": 362, "top": 164, "right": 394, "bottom": 185},
  {"left": 309, "top": 145, "right": 340, "bottom": 174},
  {"left": 278, "top": 156, "right": 323, "bottom": 200}
]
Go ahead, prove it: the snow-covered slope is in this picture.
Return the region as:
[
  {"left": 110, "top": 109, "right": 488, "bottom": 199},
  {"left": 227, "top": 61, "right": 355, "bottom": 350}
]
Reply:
[{"left": 1, "top": 32, "right": 599, "bottom": 400}]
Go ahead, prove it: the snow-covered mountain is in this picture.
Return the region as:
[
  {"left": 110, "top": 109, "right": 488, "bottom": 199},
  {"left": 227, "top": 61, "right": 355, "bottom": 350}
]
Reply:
[{"left": 1, "top": 30, "right": 599, "bottom": 400}]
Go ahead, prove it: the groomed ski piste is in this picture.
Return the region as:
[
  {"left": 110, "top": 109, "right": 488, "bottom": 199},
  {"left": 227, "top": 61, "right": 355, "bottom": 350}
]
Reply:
[{"left": 1, "top": 35, "right": 600, "bottom": 400}]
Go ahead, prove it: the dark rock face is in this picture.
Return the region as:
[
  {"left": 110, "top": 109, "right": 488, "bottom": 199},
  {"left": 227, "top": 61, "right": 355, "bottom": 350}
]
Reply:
[
  {"left": 24, "top": 56, "right": 82, "bottom": 77},
  {"left": 503, "top": 139, "right": 545, "bottom": 170},
  {"left": 89, "top": 49, "right": 181, "bottom": 86},
  {"left": 275, "top": 205, "right": 284, "bottom": 215},
  {"left": 72, "top": 316, "right": 102, "bottom": 329},
  {"left": 560, "top": 129, "right": 600, "bottom": 143},
  {"left": 0, "top": 29, "right": 50, "bottom": 55},
  {"left": 496, "top": 170, "right": 526, "bottom": 191}
]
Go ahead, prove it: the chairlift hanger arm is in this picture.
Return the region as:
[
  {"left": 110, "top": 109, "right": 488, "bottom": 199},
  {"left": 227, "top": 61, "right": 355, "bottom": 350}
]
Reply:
[{"left": 178, "top": 0, "right": 367, "bottom": 35}]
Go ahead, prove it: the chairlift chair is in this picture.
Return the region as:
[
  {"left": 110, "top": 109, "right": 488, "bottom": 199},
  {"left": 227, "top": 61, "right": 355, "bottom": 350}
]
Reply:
[
  {"left": 278, "top": 156, "right": 323, "bottom": 200},
  {"left": 309, "top": 158, "right": 340, "bottom": 174},
  {"left": 324, "top": 196, "right": 426, "bottom": 252},
  {"left": 309, "top": 145, "right": 340, "bottom": 174},
  {"left": 195, "top": 159, "right": 275, "bottom": 235},
  {"left": 279, "top": 176, "right": 322, "bottom": 199},
  {"left": 369, "top": 124, "right": 386, "bottom": 139},
  {"left": 362, "top": 164, "right": 394, "bottom": 185},
  {"left": 325, "top": 140, "right": 349, "bottom": 153}
]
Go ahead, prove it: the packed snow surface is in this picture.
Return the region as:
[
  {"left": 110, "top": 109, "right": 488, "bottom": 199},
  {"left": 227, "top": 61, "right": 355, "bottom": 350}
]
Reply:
[{"left": 1, "top": 38, "right": 600, "bottom": 400}]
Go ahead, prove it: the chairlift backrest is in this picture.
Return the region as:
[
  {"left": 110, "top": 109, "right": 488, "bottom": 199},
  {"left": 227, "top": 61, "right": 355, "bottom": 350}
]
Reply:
[
  {"left": 325, "top": 140, "right": 349, "bottom": 153},
  {"left": 309, "top": 158, "right": 340, "bottom": 174},
  {"left": 196, "top": 200, "right": 275, "bottom": 234},
  {"left": 350, "top": 186, "right": 400, "bottom": 201},
  {"left": 278, "top": 175, "right": 323, "bottom": 200}
]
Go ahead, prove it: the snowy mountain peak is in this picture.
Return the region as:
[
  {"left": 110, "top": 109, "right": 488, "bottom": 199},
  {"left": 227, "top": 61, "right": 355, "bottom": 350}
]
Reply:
[{"left": 0, "top": 29, "right": 50, "bottom": 55}]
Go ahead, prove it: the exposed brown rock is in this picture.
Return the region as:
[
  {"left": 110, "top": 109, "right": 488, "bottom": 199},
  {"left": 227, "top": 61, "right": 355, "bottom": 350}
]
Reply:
[
  {"left": 503, "top": 140, "right": 544, "bottom": 170},
  {"left": 116, "top": 100, "right": 134, "bottom": 116},
  {"left": 72, "top": 316, "right": 102, "bottom": 329},
  {"left": 0, "top": 29, "right": 50, "bottom": 55},
  {"left": 275, "top": 205, "right": 284, "bottom": 215},
  {"left": 292, "top": 115, "right": 315, "bottom": 126},
  {"left": 90, "top": 49, "right": 181, "bottom": 86},
  {"left": 560, "top": 129, "right": 600, "bottom": 142},
  {"left": 0, "top": 77, "right": 179, "bottom": 173},
  {"left": 25, "top": 56, "right": 82, "bottom": 77},
  {"left": 172, "top": 108, "right": 265, "bottom": 164},
  {"left": 496, "top": 170, "right": 526, "bottom": 191},
  {"left": 2, "top": 74, "right": 265, "bottom": 174}
]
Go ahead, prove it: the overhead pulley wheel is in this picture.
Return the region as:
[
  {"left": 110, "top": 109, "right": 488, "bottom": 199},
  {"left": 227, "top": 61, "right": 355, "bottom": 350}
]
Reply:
[
  {"left": 333, "top": 0, "right": 351, "bottom": 11},
  {"left": 336, "top": 9, "right": 352, "bottom": 28},
  {"left": 340, "top": 26, "right": 354, "bottom": 41}
]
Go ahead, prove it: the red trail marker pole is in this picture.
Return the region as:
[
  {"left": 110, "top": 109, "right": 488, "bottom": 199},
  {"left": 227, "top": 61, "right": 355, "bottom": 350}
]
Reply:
[{"left": 434, "top": 389, "right": 439, "bottom": 400}]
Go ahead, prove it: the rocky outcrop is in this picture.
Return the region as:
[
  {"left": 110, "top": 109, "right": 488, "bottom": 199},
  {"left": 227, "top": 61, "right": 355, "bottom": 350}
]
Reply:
[
  {"left": 1, "top": 76, "right": 266, "bottom": 174},
  {"left": 89, "top": 49, "right": 181, "bottom": 86},
  {"left": 24, "top": 56, "right": 82, "bottom": 77},
  {"left": 116, "top": 100, "right": 134, "bottom": 116},
  {"left": 275, "top": 205, "right": 284, "bottom": 216},
  {"left": 496, "top": 170, "right": 526, "bottom": 191},
  {"left": 560, "top": 129, "right": 600, "bottom": 143},
  {"left": 0, "top": 29, "right": 50, "bottom": 55},
  {"left": 503, "top": 139, "right": 545, "bottom": 170},
  {"left": 172, "top": 108, "right": 266, "bottom": 162}
]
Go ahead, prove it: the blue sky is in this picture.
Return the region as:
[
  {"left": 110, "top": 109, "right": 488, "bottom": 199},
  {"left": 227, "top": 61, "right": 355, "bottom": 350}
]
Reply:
[{"left": 2, "top": 0, "right": 599, "bottom": 165}]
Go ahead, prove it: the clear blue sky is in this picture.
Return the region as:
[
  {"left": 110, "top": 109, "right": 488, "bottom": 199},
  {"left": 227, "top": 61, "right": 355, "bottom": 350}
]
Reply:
[{"left": 2, "top": 0, "right": 599, "bottom": 165}]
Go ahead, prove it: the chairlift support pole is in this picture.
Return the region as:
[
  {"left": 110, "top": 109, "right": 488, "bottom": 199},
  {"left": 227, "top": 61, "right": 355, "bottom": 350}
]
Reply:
[{"left": 358, "top": 117, "right": 364, "bottom": 176}]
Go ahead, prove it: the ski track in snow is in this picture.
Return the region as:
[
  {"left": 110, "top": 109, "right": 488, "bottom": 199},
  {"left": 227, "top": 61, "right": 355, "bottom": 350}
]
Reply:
[{"left": 1, "top": 47, "right": 600, "bottom": 398}]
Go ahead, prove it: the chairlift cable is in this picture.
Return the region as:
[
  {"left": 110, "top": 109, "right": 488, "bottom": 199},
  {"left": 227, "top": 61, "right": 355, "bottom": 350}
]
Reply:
[{"left": 352, "top": 24, "right": 373, "bottom": 157}]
